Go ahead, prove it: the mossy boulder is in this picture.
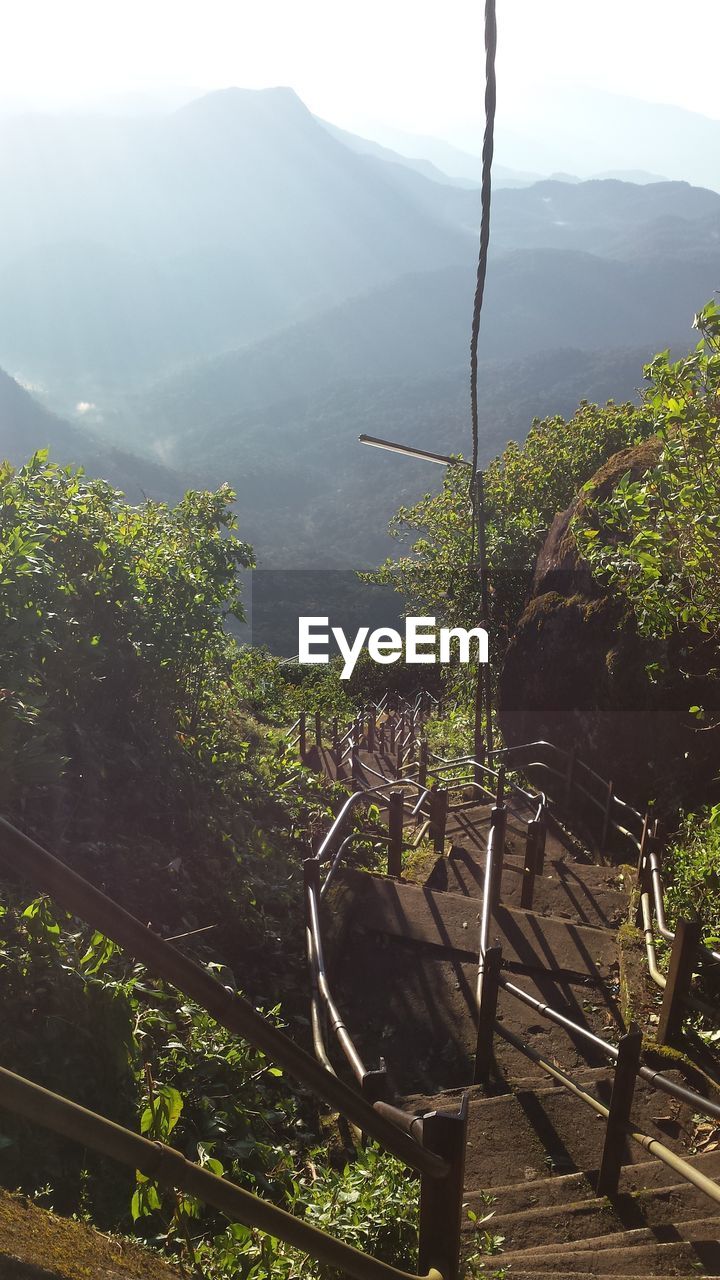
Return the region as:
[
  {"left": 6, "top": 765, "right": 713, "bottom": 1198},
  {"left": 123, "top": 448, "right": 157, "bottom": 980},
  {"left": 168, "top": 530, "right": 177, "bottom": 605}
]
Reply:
[
  {"left": 0, "top": 1186, "right": 182, "bottom": 1279},
  {"left": 499, "top": 439, "right": 720, "bottom": 815}
]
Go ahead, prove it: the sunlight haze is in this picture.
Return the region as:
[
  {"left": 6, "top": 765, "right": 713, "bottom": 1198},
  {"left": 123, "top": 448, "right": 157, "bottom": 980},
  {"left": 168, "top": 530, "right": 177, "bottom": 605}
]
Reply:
[{"left": 1, "top": 0, "right": 718, "bottom": 142}]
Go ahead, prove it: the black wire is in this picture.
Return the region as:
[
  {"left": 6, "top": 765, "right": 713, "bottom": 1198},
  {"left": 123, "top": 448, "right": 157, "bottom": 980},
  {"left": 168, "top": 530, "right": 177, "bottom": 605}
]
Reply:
[{"left": 470, "top": 0, "right": 498, "bottom": 503}]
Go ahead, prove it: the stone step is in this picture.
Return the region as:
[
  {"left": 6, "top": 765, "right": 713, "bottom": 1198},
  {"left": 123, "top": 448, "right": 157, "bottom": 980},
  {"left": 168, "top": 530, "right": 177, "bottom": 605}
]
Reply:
[
  {"left": 335, "top": 868, "right": 617, "bottom": 979},
  {"left": 497, "top": 1220, "right": 720, "bottom": 1273},
  {"left": 456, "top": 1075, "right": 694, "bottom": 1189},
  {"left": 464, "top": 1181, "right": 720, "bottom": 1249},
  {"left": 428, "top": 848, "right": 629, "bottom": 928},
  {"left": 333, "top": 929, "right": 618, "bottom": 1092},
  {"left": 461, "top": 1146, "right": 720, "bottom": 1218}
]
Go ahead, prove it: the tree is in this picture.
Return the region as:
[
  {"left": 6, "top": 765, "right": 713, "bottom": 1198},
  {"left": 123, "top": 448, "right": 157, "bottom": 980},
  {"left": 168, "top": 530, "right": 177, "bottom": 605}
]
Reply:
[{"left": 367, "top": 396, "right": 651, "bottom": 657}]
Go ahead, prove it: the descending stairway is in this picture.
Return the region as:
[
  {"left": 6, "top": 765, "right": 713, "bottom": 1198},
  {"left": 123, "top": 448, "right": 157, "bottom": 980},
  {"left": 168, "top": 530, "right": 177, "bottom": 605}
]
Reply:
[{"left": 324, "top": 748, "right": 720, "bottom": 1278}]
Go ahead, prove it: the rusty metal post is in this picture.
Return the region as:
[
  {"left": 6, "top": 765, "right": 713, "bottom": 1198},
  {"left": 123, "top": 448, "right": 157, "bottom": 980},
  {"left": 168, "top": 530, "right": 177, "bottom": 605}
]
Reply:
[
  {"left": 429, "top": 787, "right": 448, "bottom": 855},
  {"left": 389, "top": 718, "right": 396, "bottom": 756},
  {"left": 600, "top": 779, "right": 615, "bottom": 856},
  {"left": 418, "top": 739, "right": 428, "bottom": 788},
  {"left": 635, "top": 815, "right": 653, "bottom": 927},
  {"left": 596, "top": 1022, "right": 643, "bottom": 1196},
  {"left": 299, "top": 712, "right": 307, "bottom": 759},
  {"left": 495, "top": 765, "right": 505, "bottom": 807},
  {"left": 473, "top": 944, "right": 502, "bottom": 1085},
  {"left": 657, "top": 918, "right": 701, "bottom": 1045},
  {"left": 388, "top": 792, "right": 404, "bottom": 878},
  {"left": 360, "top": 1062, "right": 389, "bottom": 1105},
  {"left": 636, "top": 814, "right": 651, "bottom": 886},
  {"left": 418, "top": 1094, "right": 468, "bottom": 1280},
  {"left": 520, "top": 819, "right": 539, "bottom": 910},
  {"left": 535, "top": 809, "right": 547, "bottom": 874},
  {"left": 314, "top": 711, "right": 322, "bottom": 750},
  {"left": 473, "top": 668, "right": 485, "bottom": 790},
  {"left": 332, "top": 719, "right": 340, "bottom": 767},
  {"left": 351, "top": 747, "right": 360, "bottom": 787},
  {"left": 367, "top": 713, "right": 376, "bottom": 753}
]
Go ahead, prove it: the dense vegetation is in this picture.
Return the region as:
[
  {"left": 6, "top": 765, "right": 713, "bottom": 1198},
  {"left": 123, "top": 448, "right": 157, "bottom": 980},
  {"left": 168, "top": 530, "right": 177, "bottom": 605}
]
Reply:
[
  {"left": 0, "top": 454, "right": 414, "bottom": 1275},
  {"left": 368, "top": 392, "right": 653, "bottom": 653}
]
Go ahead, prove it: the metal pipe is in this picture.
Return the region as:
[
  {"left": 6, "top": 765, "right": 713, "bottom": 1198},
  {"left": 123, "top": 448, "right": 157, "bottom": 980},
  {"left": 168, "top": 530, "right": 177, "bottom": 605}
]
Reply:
[
  {"left": 498, "top": 973, "right": 720, "bottom": 1122},
  {"left": 0, "top": 816, "right": 445, "bottom": 1179},
  {"left": 306, "top": 911, "right": 337, "bottom": 1076},
  {"left": 641, "top": 893, "right": 719, "bottom": 1021},
  {"left": 494, "top": 1022, "right": 720, "bottom": 1208},
  {"left": 307, "top": 881, "right": 368, "bottom": 1084},
  {"left": 649, "top": 848, "right": 720, "bottom": 963},
  {"left": 0, "top": 1061, "right": 444, "bottom": 1280}
]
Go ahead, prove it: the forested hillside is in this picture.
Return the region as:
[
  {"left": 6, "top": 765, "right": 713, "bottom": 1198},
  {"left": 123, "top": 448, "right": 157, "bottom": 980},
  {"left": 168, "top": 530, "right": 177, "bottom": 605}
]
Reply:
[{"left": 0, "top": 369, "right": 183, "bottom": 502}]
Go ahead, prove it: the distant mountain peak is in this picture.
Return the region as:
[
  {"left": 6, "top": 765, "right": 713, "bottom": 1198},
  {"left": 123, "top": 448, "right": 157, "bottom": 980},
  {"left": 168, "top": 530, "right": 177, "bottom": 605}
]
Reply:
[{"left": 175, "top": 85, "right": 313, "bottom": 124}]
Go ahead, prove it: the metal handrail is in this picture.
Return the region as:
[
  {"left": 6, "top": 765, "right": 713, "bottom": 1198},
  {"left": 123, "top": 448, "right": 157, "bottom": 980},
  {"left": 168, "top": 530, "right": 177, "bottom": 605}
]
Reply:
[
  {"left": 497, "top": 972, "right": 720, "bottom": 1123},
  {"left": 494, "top": 1022, "right": 720, "bottom": 1208},
  {"left": 0, "top": 816, "right": 445, "bottom": 1180},
  {"left": 485, "top": 740, "right": 720, "bottom": 979},
  {"left": 647, "top": 843, "right": 720, "bottom": 966},
  {"left": 0, "top": 1060, "right": 443, "bottom": 1280}
]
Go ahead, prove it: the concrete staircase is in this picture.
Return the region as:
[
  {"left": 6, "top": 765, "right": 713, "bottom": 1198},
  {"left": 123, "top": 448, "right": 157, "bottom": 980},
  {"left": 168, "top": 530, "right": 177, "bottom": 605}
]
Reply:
[{"left": 327, "top": 752, "right": 720, "bottom": 1277}]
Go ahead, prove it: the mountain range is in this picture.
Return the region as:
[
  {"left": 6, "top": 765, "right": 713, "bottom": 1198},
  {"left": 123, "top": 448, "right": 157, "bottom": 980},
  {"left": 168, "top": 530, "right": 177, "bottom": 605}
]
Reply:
[{"left": 0, "top": 86, "right": 718, "bottom": 569}]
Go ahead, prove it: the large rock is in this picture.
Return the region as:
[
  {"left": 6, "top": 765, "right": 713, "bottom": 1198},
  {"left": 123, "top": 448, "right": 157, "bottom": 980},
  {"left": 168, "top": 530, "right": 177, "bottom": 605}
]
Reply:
[{"left": 499, "top": 439, "right": 720, "bottom": 815}]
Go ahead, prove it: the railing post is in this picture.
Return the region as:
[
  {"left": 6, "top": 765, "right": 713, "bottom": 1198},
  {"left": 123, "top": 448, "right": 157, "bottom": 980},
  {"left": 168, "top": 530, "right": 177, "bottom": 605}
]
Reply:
[
  {"left": 299, "top": 712, "right": 307, "bottom": 759},
  {"left": 418, "top": 1094, "right": 468, "bottom": 1280},
  {"left": 563, "top": 749, "right": 576, "bottom": 809},
  {"left": 332, "top": 718, "right": 340, "bottom": 767},
  {"left": 351, "top": 747, "right": 360, "bottom": 787},
  {"left": 473, "top": 671, "right": 485, "bottom": 790},
  {"left": 535, "top": 807, "right": 547, "bottom": 874},
  {"left": 495, "top": 765, "right": 505, "bottom": 808},
  {"left": 314, "top": 711, "right": 322, "bottom": 750},
  {"left": 488, "top": 805, "right": 507, "bottom": 913},
  {"left": 389, "top": 718, "right": 396, "bottom": 756},
  {"left": 388, "top": 791, "right": 404, "bottom": 878},
  {"left": 367, "top": 713, "right": 376, "bottom": 753},
  {"left": 473, "top": 943, "right": 502, "bottom": 1085},
  {"left": 657, "top": 917, "right": 701, "bottom": 1046},
  {"left": 520, "top": 819, "right": 539, "bottom": 910},
  {"left": 418, "top": 739, "right": 428, "bottom": 788},
  {"left": 596, "top": 1022, "right": 643, "bottom": 1196},
  {"left": 600, "top": 779, "right": 615, "bottom": 856},
  {"left": 636, "top": 814, "right": 651, "bottom": 885},
  {"left": 429, "top": 787, "right": 448, "bottom": 855},
  {"left": 361, "top": 1061, "right": 389, "bottom": 1104},
  {"left": 635, "top": 814, "right": 653, "bottom": 927}
]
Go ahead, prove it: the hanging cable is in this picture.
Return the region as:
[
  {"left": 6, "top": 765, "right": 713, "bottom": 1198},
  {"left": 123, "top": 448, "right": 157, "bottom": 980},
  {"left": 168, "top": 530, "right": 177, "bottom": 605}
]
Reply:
[{"left": 470, "top": 0, "right": 498, "bottom": 501}]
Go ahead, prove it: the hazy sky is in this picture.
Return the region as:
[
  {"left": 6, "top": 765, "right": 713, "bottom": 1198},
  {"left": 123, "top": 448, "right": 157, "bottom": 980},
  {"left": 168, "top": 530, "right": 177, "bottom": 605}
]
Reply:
[{"left": 1, "top": 0, "right": 719, "bottom": 144}]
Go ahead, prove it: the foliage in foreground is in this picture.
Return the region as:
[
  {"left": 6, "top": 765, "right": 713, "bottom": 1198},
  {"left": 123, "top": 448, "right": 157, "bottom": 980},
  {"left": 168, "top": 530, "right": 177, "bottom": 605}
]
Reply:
[
  {"left": 578, "top": 301, "right": 720, "bottom": 713},
  {"left": 664, "top": 803, "right": 720, "bottom": 947}
]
